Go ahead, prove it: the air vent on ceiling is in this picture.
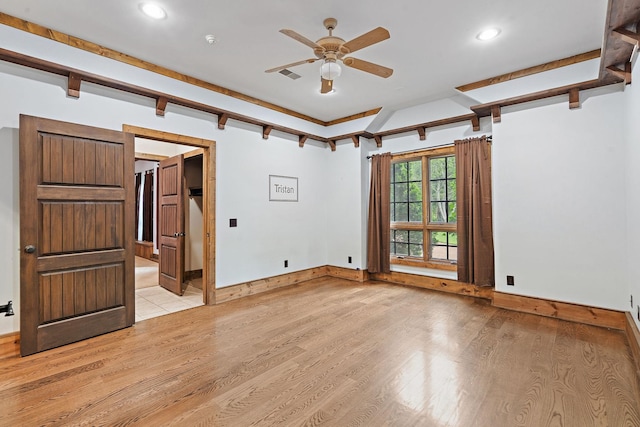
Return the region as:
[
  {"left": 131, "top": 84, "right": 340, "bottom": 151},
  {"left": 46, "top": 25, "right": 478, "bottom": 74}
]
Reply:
[{"left": 279, "top": 69, "right": 301, "bottom": 80}]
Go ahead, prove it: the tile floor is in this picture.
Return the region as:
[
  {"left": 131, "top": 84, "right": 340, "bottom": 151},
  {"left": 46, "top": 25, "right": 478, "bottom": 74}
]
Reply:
[
  {"left": 135, "top": 284, "right": 204, "bottom": 322},
  {"left": 134, "top": 256, "right": 204, "bottom": 322}
]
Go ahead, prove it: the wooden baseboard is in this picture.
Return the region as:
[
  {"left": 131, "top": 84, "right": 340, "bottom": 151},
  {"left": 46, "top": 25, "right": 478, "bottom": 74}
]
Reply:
[
  {"left": 493, "top": 292, "right": 627, "bottom": 330},
  {"left": 626, "top": 312, "right": 640, "bottom": 374},
  {"left": 214, "top": 266, "right": 328, "bottom": 304},
  {"left": 0, "top": 332, "right": 20, "bottom": 360},
  {"left": 370, "top": 271, "right": 493, "bottom": 300},
  {"left": 326, "top": 266, "right": 369, "bottom": 282}
]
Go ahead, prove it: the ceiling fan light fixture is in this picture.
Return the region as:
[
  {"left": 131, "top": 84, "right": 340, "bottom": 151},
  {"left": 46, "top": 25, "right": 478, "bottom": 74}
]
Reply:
[
  {"left": 476, "top": 27, "right": 501, "bottom": 41},
  {"left": 320, "top": 60, "right": 342, "bottom": 80},
  {"left": 140, "top": 3, "right": 167, "bottom": 20}
]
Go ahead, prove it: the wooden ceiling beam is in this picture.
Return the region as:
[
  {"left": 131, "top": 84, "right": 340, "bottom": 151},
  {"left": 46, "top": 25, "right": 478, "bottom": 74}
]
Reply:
[
  {"left": 328, "top": 140, "right": 336, "bottom": 151},
  {"left": 374, "top": 135, "right": 383, "bottom": 148},
  {"left": 262, "top": 125, "right": 273, "bottom": 140},
  {"left": 491, "top": 106, "right": 501, "bottom": 123},
  {"left": 417, "top": 127, "right": 426, "bottom": 140},
  {"left": 612, "top": 27, "right": 640, "bottom": 45},
  {"left": 350, "top": 135, "right": 360, "bottom": 148},
  {"left": 155, "top": 96, "right": 168, "bottom": 116},
  {"left": 606, "top": 62, "right": 632, "bottom": 84},
  {"left": 299, "top": 135, "right": 308, "bottom": 147},
  {"left": 217, "top": 113, "right": 229, "bottom": 130},
  {"left": 67, "top": 72, "right": 82, "bottom": 98},
  {"left": 471, "top": 115, "right": 480, "bottom": 131},
  {"left": 569, "top": 88, "right": 581, "bottom": 109}
]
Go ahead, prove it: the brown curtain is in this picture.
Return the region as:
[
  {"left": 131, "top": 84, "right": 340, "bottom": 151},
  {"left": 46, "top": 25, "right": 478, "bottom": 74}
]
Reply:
[
  {"left": 455, "top": 136, "right": 494, "bottom": 286},
  {"left": 367, "top": 153, "right": 392, "bottom": 273},
  {"left": 134, "top": 172, "right": 142, "bottom": 240},
  {"left": 142, "top": 170, "right": 154, "bottom": 242}
]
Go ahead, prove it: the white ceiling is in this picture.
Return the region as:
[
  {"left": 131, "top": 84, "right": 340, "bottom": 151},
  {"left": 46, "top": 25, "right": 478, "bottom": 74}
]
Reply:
[{"left": 1, "top": 0, "right": 608, "bottom": 122}]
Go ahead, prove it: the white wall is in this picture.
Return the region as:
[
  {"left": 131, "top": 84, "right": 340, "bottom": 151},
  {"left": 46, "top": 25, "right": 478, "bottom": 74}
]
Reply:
[
  {"left": 492, "top": 89, "right": 628, "bottom": 310},
  {"left": 215, "top": 125, "right": 328, "bottom": 287},
  {"left": 185, "top": 158, "right": 204, "bottom": 272},
  {"left": 625, "top": 59, "right": 640, "bottom": 329},
  {"left": 0, "top": 57, "right": 329, "bottom": 334}
]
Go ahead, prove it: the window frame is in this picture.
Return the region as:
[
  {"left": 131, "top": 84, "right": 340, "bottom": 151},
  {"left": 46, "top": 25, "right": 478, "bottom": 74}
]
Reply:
[{"left": 390, "top": 146, "right": 457, "bottom": 271}]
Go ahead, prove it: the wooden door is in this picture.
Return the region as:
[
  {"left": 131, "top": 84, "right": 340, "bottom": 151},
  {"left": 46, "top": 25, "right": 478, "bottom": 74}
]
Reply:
[
  {"left": 19, "top": 115, "right": 135, "bottom": 356},
  {"left": 158, "top": 154, "right": 185, "bottom": 295}
]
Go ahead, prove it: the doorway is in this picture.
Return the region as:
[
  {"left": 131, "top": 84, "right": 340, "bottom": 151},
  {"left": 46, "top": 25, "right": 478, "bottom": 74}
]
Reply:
[
  {"left": 124, "top": 125, "right": 216, "bottom": 318},
  {"left": 133, "top": 151, "right": 205, "bottom": 321}
]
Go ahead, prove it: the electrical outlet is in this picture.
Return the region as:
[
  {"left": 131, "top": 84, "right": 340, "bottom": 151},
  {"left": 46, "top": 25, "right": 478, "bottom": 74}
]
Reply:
[
  {"left": 348, "top": 256, "right": 352, "bottom": 264},
  {"left": 507, "top": 275, "right": 515, "bottom": 286},
  {"left": 284, "top": 260, "right": 288, "bottom": 268}
]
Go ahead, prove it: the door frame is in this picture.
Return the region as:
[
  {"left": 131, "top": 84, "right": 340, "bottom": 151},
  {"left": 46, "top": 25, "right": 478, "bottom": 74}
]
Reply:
[{"left": 124, "top": 125, "right": 215, "bottom": 305}]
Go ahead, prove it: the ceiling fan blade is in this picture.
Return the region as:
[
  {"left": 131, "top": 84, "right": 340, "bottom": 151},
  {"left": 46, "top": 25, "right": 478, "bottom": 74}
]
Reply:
[
  {"left": 320, "top": 78, "right": 333, "bottom": 93},
  {"left": 341, "top": 27, "right": 390, "bottom": 54},
  {"left": 343, "top": 57, "right": 393, "bottom": 78},
  {"left": 280, "top": 29, "right": 323, "bottom": 50},
  {"left": 265, "top": 58, "right": 319, "bottom": 73}
]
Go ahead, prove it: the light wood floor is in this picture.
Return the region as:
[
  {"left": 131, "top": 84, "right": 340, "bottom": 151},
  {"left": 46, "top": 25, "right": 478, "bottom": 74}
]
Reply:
[{"left": 1, "top": 278, "right": 639, "bottom": 426}]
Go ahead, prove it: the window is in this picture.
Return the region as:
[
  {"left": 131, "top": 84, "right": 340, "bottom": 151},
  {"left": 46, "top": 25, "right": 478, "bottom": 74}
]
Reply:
[{"left": 390, "top": 147, "right": 457, "bottom": 270}]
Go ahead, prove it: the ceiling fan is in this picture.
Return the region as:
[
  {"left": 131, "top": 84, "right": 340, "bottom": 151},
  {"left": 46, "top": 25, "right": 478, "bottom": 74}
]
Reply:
[{"left": 265, "top": 18, "right": 393, "bottom": 93}]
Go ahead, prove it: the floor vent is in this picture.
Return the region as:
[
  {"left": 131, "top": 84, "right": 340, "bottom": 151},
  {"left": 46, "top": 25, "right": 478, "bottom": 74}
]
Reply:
[{"left": 279, "top": 69, "right": 301, "bottom": 80}]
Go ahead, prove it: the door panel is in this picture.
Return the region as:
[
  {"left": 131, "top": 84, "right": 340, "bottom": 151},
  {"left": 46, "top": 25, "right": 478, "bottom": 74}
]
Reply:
[
  {"left": 20, "top": 115, "right": 134, "bottom": 356},
  {"left": 158, "top": 155, "right": 185, "bottom": 295}
]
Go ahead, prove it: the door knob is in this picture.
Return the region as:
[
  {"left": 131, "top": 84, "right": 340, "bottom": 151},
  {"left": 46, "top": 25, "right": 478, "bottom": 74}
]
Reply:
[
  {"left": 24, "top": 245, "right": 36, "bottom": 254},
  {"left": 173, "top": 232, "right": 185, "bottom": 237}
]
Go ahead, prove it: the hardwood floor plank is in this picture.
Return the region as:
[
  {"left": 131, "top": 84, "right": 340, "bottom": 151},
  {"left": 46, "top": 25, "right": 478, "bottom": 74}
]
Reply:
[{"left": 0, "top": 278, "right": 638, "bottom": 426}]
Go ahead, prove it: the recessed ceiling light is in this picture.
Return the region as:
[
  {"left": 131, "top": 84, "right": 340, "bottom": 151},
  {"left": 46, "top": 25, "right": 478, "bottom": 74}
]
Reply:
[
  {"left": 476, "top": 27, "right": 501, "bottom": 41},
  {"left": 140, "top": 3, "right": 167, "bottom": 19}
]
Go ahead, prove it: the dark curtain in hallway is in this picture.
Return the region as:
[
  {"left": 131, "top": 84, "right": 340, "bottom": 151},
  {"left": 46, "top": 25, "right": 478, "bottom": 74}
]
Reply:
[
  {"left": 135, "top": 172, "right": 142, "bottom": 239},
  {"left": 142, "top": 170, "right": 154, "bottom": 242}
]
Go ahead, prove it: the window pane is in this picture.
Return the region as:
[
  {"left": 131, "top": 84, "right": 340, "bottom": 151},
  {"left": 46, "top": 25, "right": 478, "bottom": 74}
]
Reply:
[
  {"left": 430, "top": 202, "right": 446, "bottom": 223},
  {"left": 449, "top": 246, "right": 458, "bottom": 261},
  {"left": 390, "top": 203, "right": 395, "bottom": 222},
  {"left": 448, "top": 202, "right": 457, "bottom": 223},
  {"left": 394, "top": 163, "right": 407, "bottom": 182},
  {"left": 409, "top": 202, "right": 423, "bottom": 222},
  {"left": 429, "top": 157, "right": 446, "bottom": 179},
  {"left": 395, "top": 202, "right": 408, "bottom": 222},
  {"left": 409, "top": 182, "right": 422, "bottom": 202},
  {"left": 394, "top": 183, "right": 408, "bottom": 203},
  {"left": 448, "top": 232, "right": 458, "bottom": 246},
  {"left": 431, "top": 231, "right": 447, "bottom": 245},
  {"left": 447, "top": 156, "right": 456, "bottom": 178},
  {"left": 430, "top": 245, "right": 447, "bottom": 260},
  {"left": 390, "top": 183, "right": 394, "bottom": 203},
  {"left": 430, "top": 180, "right": 446, "bottom": 201},
  {"left": 409, "top": 160, "right": 422, "bottom": 181},
  {"left": 395, "top": 230, "right": 408, "bottom": 243},
  {"left": 447, "top": 180, "right": 456, "bottom": 201},
  {"left": 396, "top": 243, "right": 409, "bottom": 256},
  {"left": 409, "top": 244, "right": 423, "bottom": 257},
  {"left": 409, "top": 230, "right": 423, "bottom": 243}
]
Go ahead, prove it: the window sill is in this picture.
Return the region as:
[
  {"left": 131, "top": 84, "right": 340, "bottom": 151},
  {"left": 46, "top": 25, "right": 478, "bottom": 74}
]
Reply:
[{"left": 390, "top": 257, "right": 457, "bottom": 271}]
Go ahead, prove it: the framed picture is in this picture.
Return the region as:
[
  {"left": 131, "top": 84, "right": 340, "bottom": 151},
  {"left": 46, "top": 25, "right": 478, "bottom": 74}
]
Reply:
[{"left": 269, "top": 175, "right": 298, "bottom": 202}]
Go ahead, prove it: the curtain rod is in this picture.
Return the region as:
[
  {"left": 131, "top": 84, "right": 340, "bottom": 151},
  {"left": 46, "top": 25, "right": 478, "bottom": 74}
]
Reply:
[{"left": 366, "top": 135, "right": 492, "bottom": 159}]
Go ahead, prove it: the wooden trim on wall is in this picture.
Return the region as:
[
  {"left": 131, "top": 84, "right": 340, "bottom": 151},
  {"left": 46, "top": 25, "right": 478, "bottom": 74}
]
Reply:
[
  {"left": 325, "top": 266, "right": 370, "bottom": 282},
  {"left": 626, "top": 313, "right": 640, "bottom": 374},
  {"left": 324, "top": 108, "right": 383, "bottom": 126},
  {"left": 215, "top": 267, "right": 328, "bottom": 304},
  {"left": 456, "top": 50, "right": 602, "bottom": 92},
  {"left": 135, "top": 152, "right": 168, "bottom": 162},
  {"left": 370, "top": 271, "right": 493, "bottom": 300},
  {"left": 124, "top": 125, "right": 216, "bottom": 305},
  {"left": 0, "top": 332, "right": 20, "bottom": 360},
  {"left": 493, "top": 291, "right": 627, "bottom": 330}
]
